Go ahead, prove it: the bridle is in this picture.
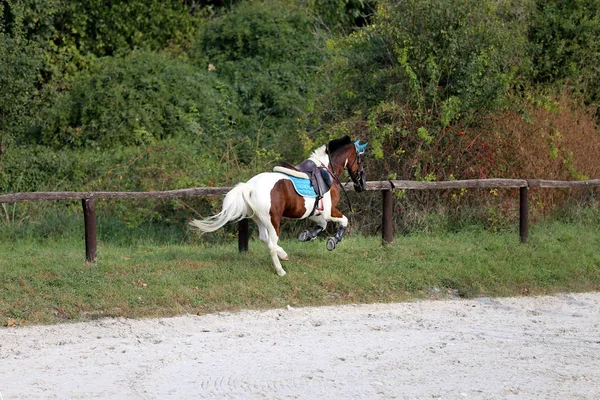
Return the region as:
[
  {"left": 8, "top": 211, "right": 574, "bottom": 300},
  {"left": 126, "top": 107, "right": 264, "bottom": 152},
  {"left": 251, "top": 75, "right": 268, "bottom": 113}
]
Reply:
[{"left": 348, "top": 148, "right": 366, "bottom": 191}]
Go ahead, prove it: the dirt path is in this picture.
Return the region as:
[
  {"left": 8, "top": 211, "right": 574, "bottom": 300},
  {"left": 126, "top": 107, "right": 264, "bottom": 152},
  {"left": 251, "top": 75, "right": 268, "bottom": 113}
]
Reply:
[{"left": 1, "top": 292, "right": 599, "bottom": 399}]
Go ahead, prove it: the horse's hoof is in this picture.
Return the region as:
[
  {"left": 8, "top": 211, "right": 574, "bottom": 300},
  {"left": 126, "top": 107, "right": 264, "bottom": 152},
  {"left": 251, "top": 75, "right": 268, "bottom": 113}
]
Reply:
[
  {"left": 326, "top": 237, "right": 337, "bottom": 251},
  {"left": 277, "top": 269, "right": 287, "bottom": 277},
  {"left": 298, "top": 230, "right": 311, "bottom": 242}
]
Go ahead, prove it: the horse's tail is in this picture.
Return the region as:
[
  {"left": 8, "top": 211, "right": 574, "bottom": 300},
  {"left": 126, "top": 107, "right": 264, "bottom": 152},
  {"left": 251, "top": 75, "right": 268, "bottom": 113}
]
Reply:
[{"left": 189, "top": 182, "right": 255, "bottom": 233}]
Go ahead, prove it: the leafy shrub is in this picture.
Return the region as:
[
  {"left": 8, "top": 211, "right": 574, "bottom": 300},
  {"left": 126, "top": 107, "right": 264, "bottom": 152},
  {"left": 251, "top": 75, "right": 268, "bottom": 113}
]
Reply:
[
  {"left": 39, "top": 51, "right": 238, "bottom": 150},
  {"left": 22, "top": 0, "right": 197, "bottom": 57},
  {"left": 490, "top": 90, "right": 600, "bottom": 216},
  {"left": 192, "top": 1, "right": 326, "bottom": 158},
  {"left": 529, "top": 0, "right": 600, "bottom": 109},
  {"left": 316, "top": 0, "right": 530, "bottom": 183},
  {"left": 0, "top": 135, "right": 279, "bottom": 231},
  {"left": 17, "top": 0, "right": 200, "bottom": 89},
  {"left": 322, "top": 0, "right": 529, "bottom": 120},
  {"left": 0, "top": 0, "right": 43, "bottom": 152},
  {"left": 308, "top": 0, "right": 376, "bottom": 33}
]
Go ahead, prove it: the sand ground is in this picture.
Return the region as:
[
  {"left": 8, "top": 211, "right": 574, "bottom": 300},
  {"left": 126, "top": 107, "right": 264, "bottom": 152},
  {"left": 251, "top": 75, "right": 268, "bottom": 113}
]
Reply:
[{"left": 1, "top": 292, "right": 599, "bottom": 399}]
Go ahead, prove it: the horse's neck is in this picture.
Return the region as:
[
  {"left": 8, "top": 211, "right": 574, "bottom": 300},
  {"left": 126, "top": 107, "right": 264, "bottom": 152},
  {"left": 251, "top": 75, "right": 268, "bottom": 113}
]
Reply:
[
  {"left": 308, "top": 144, "right": 348, "bottom": 177},
  {"left": 328, "top": 150, "right": 349, "bottom": 177}
]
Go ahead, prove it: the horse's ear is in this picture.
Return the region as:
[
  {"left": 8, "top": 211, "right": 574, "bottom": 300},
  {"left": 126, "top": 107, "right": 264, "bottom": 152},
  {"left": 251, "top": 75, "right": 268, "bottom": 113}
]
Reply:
[{"left": 354, "top": 140, "right": 368, "bottom": 154}]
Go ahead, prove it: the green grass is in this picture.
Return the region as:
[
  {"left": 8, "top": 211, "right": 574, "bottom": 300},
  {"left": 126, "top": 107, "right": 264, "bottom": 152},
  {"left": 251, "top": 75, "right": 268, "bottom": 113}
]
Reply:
[{"left": 1, "top": 221, "right": 600, "bottom": 326}]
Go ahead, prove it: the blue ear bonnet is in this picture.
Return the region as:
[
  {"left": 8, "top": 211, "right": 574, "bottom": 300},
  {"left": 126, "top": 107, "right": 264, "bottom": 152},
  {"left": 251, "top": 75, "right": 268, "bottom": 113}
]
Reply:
[{"left": 354, "top": 140, "right": 368, "bottom": 154}]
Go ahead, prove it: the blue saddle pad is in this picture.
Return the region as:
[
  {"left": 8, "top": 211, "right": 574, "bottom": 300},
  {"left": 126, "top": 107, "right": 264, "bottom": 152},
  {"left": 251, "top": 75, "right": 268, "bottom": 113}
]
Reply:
[{"left": 285, "top": 175, "right": 318, "bottom": 198}]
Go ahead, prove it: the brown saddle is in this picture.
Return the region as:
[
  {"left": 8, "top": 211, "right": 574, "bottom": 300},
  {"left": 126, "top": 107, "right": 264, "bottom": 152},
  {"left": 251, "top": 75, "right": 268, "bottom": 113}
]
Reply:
[{"left": 274, "top": 160, "right": 333, "bottom": 199}]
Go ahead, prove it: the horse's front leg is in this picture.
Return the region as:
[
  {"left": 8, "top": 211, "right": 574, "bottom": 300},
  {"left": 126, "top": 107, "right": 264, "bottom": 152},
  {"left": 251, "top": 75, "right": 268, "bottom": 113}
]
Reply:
[
  {"left": 326, "top": 208, "right": 348, "bottom": 251},
  {"left": 298, "top": 215, "right": 327, "bottom": 242}
]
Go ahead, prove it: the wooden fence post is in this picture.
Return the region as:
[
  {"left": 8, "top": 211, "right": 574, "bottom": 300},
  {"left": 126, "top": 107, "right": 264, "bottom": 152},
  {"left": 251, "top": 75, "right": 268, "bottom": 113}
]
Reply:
[
  {"left": 238, "top": 218, "right": 249, "bottom": 252},
  {"left": 82, "top": 198, "right": 97, "bottom": 263},
  {"left": 519, "top": 186, "right": 529, "bottom": 243},
  {"left": 382, "top": 189, "right": 394, "bottom": 244}
]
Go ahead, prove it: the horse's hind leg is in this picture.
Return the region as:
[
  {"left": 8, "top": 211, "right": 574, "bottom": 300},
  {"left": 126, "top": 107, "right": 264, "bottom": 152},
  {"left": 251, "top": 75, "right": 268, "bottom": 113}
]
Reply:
[
  {"left": 256, "top": 219, "right": 269, "bottom": 243},
  {"left": 298, "top": 215, "right": 327, "bottom": 242},
  {"left": 255, "top": 215, "right": 287, "bottom": 276},
  {"left": 255, "top": 219, "right": 288, "bottom": 261},
  {"left": 276, "top": 246, "right": 289, "bottom": 261},
  {"left": 267, "top": 227, "right": 287, "bottom": 276}
]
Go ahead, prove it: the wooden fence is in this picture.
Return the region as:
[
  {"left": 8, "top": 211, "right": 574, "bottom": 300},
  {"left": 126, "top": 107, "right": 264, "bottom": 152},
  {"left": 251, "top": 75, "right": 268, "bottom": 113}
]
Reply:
[{"left": 1, "top": 178, "right": 599, "bottom": 263}]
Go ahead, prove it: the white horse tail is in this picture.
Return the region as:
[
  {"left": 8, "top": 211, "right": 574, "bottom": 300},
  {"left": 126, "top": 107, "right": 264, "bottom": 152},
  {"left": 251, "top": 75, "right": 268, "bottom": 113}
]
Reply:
[{"left": 189, "top": 182, "right": 255, "bottom": 233}]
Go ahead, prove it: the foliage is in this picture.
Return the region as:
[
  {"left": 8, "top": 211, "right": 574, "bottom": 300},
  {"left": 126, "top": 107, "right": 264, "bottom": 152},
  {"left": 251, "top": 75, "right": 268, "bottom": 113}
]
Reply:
[
  {"left": 322, "top": 0, "right": 529, "bottom": 120},
  {"left": 308, "top": 0, "right": 377, "bottom": 33},
  {"left": 2, "top": 0, "right": 600, "bottom": 236},
  {"left": 0, "top": 136, "right": 281, "bottom": 233},
  {"left": 486, "top": 90, "right": 600, "bottom": 216},
  {"left": 192, "top": 1, "right": 325, "bottom": 157},
  {"left": 22, "top": 0, "right": 198, "bottom": 55},
  {"left": 0, "top": 145, "right": 89, "bottom": 195},
  {"left": 19, "top": 0, "right": 200, "bottom": 86},
  {"left": 0, "top": 0, "right": 43, "bottom": 154},
  {"left": 38, "top": 51, "right": 238, "bottom": 150},
  {"left": 316, "top": 0, "right": 530, "bottom": 185},
  {"left": 528, "top": 0, "right": 600, "bottom": 108},
  {"left": 493, "top": 91, "right": 600, "bottom": 181}
]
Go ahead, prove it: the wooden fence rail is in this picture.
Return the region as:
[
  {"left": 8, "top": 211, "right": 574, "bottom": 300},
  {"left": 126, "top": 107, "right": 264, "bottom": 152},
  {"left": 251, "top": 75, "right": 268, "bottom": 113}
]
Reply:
[{"left": 1, "top": 179, "right": 599, "bottom": 262}]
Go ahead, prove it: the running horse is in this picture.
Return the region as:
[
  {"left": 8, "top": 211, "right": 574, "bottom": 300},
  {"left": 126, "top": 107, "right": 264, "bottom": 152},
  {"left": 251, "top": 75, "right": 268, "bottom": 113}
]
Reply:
[{"left": 190, "top": 135, "right": 368, "bottom": 276}]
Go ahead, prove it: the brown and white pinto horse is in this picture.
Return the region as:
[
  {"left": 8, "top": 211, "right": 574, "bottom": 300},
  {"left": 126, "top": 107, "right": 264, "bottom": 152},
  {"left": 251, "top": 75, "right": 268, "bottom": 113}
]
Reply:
[{"left": 190, "top": 135, "right": 367, "bottom": 276}]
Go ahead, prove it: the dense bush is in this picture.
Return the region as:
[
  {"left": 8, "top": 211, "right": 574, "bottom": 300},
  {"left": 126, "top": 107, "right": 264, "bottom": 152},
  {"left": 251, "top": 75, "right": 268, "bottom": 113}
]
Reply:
[
  {"left": 22, "top": 0, "right": 198, "bottom": 55},
  {"left": 493, "top": 91, "right": 600, "bottom": 181},
  {"left": 326, "top": 0, "right": 529, "bottom": 116},
  {"left": 0, "top": 133, "right": 283, "bottom": 230},
  {"left": 38, "top": 51, "right": 238, "bottom": 150},
  {"left": 192, "top": 1, "right": 326, "bottom": 158},
  {"left": 0, "top": 0, "right": 43, "bottom": 153},
  {"left": 309, "top": 0, "right": 377, "bottom": 33},
  {"left": 315, "top": 0, "right": 530, "bottom": 181},
  {"left": 19, "top": 0, "right": 200, "bottom": 86},
  {"left": 529, "top": 0, "right": 600, "bottom": 108}
]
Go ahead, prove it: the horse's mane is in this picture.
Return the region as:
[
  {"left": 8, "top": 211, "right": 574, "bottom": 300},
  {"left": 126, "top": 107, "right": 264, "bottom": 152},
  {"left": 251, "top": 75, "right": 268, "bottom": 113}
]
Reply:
[
  {"left": 308, "top": 135, "right": 353, "bottom": 167},
  {"left": 327, "top": 135, "right": 352, "bottom": 154},
  {"left": 308, "top": 145, "right": 329, "bottom": 167}
]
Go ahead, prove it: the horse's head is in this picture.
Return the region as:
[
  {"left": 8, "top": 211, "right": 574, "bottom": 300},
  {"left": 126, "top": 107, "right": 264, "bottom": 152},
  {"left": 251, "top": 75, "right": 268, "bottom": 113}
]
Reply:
[
  {"left": 349, "top": 139, "right": 368, "bottom": 192},
  {"left": 326, "top": 135, "right": 368, "bottom": 192}
]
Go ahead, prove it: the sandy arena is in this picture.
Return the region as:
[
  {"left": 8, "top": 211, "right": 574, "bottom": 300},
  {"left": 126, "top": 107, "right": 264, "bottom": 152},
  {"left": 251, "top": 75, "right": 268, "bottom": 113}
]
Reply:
[{"left": 1, "top": 292, "right": 599, "bottom": 399}]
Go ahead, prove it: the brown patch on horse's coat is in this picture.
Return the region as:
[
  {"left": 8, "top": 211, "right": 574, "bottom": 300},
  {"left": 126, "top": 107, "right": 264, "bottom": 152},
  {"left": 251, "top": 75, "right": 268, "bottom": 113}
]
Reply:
[
  {"left": 269, "top": 179, "right": 346, "bottom": 234},
  {"left": 270, "top": 180, "right": 308, "bottom": 236}
]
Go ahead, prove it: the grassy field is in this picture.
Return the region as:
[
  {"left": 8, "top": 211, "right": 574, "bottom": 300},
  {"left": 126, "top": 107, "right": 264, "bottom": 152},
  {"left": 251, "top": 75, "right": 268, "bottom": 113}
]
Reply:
[{"left": 1, "top": 220, "right": 600, "bottom": 326}]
